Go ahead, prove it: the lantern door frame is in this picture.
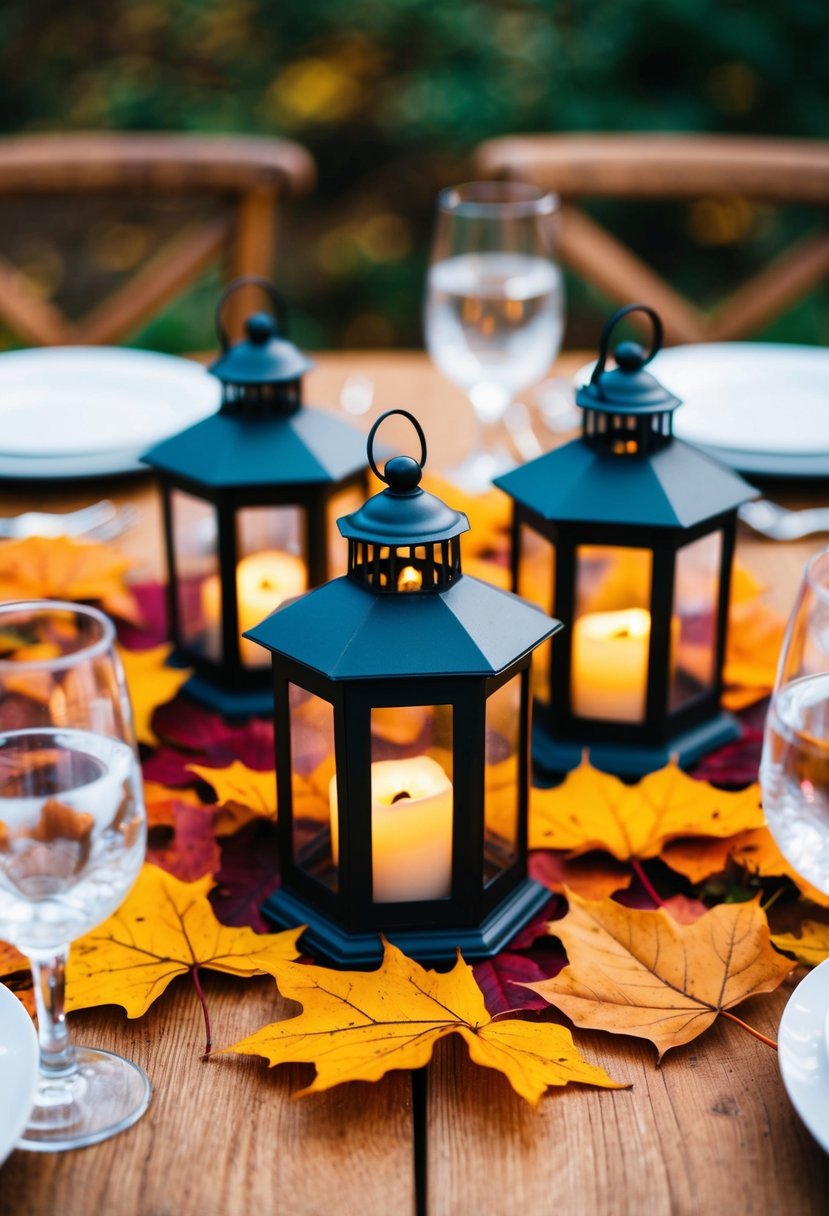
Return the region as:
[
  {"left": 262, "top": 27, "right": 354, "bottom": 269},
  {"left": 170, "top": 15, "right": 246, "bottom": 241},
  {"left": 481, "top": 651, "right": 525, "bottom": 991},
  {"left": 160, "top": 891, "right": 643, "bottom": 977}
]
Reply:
[
  {"left": 265, "top": 656, "right": 546, "bottom": 966},
  {"left": 511, "top": 502, "right": 739, "bottom": 776},
  {"left": 159, "top": 468, "right": 367, "bottom": 714}
]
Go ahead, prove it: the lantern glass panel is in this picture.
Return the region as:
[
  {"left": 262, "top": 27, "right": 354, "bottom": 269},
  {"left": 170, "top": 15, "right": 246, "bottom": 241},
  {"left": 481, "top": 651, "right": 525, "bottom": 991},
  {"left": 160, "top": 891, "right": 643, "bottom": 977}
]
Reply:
[
  {"left": 327, "top": 484, "right": 364, "bottom": 578},
  {"left": 669, "top": 530, "right": 723, "bottom": 711},
  {"left": 369, "top": 704, "right": 454, "bottom": 904},
  {"left": 517, "top": 523, "right": 554, "bottom": 703},
  {"left": 484, "top": 673, "right": 521, "bottom": 884},
  {"left": 235, "top": 506, "right": 308, "bottom": 667},
  {"left": 572, "top": 545, "right": 653, "bottom": 723},
  {"left": 289, "top": 684, "right": 338, "bottom": 892},
  {"left": 170, "top": 489, "right": 220, "bottom": 661}
]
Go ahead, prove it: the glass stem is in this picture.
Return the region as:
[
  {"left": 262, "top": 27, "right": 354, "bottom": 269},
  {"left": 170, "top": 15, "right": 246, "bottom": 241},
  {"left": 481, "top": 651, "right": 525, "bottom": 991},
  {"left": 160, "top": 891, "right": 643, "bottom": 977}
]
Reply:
[{"left": 30, "top": 947, "right": 76, "bottom": 1077}]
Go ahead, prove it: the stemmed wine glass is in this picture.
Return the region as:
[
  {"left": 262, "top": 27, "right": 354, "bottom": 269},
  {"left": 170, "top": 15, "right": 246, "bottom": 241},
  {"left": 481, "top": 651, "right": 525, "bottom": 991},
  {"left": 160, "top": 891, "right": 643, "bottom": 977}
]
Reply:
[
  {"left": 761, "top": 548, "right": 829, "bottom": 889},
  {"left": 424, "top": 181, "right": 564, "bottom": 492},
  {"left": 0, "top": 600, "right": 149, "bottom": 1151}
]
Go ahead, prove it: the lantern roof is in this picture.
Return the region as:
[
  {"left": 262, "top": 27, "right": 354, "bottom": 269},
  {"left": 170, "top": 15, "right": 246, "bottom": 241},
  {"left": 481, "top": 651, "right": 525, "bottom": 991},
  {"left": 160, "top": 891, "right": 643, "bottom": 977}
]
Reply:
[
  {"left": 209, "top": 311, "right": 313, "bottom": 387},
  {"left": 494, "top": 437, "right": 755, "bottom": 530},
  {"left": 142, "top": 405, "right": 369, "bottom": 489},
  {"left": 246, "top": 573, "right": 559, "bottom": 680},
  {"left": 339, "top": 454, "right": 469, "bottom": 546}
]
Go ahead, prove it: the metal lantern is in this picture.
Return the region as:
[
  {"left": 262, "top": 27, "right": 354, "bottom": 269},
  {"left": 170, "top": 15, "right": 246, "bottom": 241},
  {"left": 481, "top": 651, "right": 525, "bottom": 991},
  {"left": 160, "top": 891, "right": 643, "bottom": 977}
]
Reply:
[
  {"left": 495, "top": 304, "right": 756, "bottom": 777},
  {"left": 248, "top": 410, "right": 560, "bottom": 966},
  {"left": 142, "top": 277, "right": 369, "bottom": 715}
]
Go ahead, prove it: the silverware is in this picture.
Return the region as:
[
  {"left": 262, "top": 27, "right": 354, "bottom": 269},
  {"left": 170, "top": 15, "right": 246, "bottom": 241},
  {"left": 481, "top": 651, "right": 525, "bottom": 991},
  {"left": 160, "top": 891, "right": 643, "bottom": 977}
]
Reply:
[
  {"left": 0, "top": 500, "right": 134, "bottom": 542},
  {"left": 738, "top": 498, "right": 829, "bottom": 541}
]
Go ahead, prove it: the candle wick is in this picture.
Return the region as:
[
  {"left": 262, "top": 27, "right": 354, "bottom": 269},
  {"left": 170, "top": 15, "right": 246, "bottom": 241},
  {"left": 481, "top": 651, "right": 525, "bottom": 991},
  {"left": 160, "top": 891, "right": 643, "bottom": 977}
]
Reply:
[{"left": 391, "top": 790, "right": 410, "bottom": 804}]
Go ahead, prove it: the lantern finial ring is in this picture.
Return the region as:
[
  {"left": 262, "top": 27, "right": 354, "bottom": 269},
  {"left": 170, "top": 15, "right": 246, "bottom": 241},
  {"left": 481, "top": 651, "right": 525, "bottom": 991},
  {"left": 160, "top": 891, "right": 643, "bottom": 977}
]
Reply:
[
  {"left": 590, "top": 304, "right": 663, "bottom": 393},
  {"left": 367, "top": 409, "right": 428, "bottom": 486},
  {"left": 215, "top": 275, "right": 288, "bottom": 350}
]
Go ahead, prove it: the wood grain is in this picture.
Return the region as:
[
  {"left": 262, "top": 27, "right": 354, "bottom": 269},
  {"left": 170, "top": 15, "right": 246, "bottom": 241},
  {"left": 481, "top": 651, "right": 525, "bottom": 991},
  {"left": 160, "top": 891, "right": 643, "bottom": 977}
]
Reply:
[
  {"left": 427, "top": 981, "right": 829, "bottom": 1216},
  {"left": 0, "top": 974, "right": 414, "bottom": 1216}
]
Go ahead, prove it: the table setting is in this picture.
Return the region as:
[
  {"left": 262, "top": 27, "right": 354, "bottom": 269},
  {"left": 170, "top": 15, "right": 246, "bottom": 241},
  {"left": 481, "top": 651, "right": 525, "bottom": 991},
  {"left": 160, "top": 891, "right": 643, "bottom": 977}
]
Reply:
[{"left": 1, "top": 181, "right": 829, "bottom": 1216}]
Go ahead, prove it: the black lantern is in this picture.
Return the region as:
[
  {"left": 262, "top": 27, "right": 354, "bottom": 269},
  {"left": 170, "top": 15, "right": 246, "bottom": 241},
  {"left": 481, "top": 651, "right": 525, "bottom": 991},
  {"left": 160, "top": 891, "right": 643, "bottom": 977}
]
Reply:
[
  {"left": 495, "top": 304, "right": 756, "bottom": 778},
  {"left": 248, "top": 410, "right": 560, "bottom": 965},
  {"left": 142, "top": 277, "right": 369, "bottom": 715}
]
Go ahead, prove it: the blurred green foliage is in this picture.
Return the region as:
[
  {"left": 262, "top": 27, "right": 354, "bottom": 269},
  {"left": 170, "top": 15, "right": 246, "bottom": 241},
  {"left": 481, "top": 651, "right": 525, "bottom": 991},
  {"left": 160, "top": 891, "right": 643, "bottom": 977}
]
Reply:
[{"left": 0, "top": 0, "right": 826, "bottom": 351}]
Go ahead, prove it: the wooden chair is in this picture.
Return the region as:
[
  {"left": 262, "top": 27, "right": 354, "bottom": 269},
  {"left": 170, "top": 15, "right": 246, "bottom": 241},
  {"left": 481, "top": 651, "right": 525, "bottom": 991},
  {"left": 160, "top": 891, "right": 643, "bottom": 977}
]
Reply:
[
  {"left": 0, "top": 132, "right": 315, "bottom": 346},
  {"left": 473, "top": 133, "right": 829, "bottom": 344}
]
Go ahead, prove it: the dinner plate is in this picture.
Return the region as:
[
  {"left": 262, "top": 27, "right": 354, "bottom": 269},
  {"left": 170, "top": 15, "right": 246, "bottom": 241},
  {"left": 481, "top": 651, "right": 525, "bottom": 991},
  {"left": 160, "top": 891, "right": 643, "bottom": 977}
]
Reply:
[
  {"left": 577, "top": 343, "right": 829, "bottom": 479},
  {"left": 0, "top": 981, "right": 38, "bottom": 1163},
  {"left": 0, "top": 347, "right": 221, "bottom": 479},
  {"left": 778, "top": 959, "right": 829, "bottom": 1154}
]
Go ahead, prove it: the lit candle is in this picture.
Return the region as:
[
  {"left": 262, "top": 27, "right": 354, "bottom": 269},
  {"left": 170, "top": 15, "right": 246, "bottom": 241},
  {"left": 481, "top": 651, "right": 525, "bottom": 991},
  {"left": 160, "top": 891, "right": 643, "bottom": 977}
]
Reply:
[
  {"left": 571, "top": 607, "right": 651, "bottom": 722},
  {"left": 329, "top": 755, "right": 453, "bottom": 902},
  {"left": 201, "top": 550, "right": 307, "bottom": 665}
]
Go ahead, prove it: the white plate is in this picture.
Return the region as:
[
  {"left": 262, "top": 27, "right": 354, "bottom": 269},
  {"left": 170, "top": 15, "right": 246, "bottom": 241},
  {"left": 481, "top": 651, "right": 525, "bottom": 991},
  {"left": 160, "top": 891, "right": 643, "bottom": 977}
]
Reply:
[
  {"left": 0, "top": 347, "right": 221, "bottom": 478},
  {"left": 778, "top": 959, "right": 829, "bottom": 1154},
  {"left": 575, "top": 343, "right": 829, "bottom": 479},
  {"left": 0, "top": 981, "right": 38, "bottom": 1163}
]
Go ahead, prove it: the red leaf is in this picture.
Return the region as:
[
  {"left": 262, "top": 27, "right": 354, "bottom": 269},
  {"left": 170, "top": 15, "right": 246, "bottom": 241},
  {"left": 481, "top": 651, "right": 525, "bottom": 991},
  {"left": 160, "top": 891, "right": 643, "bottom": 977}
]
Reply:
[
  {"left": 151, "top": 696, "right": 274, "bottom": 763},
  {"left": 209, "top": 821, "right": 282, "bottom": 931},
  {"left": 146, "top": 801, "right": 220, "bottom": 882},
  {"left": 473, "top": 950, "right": 566, "bottom": 1017},
  {"left": 116, "top": 581, "right": 168, "bottom": 649}
]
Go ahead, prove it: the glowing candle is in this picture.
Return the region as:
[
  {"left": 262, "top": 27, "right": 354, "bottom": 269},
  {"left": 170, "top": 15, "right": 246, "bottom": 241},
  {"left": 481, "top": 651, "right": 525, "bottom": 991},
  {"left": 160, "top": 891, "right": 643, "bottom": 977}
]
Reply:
[
  {"left": 329, "top": 755, "right": 453, "bottom": 902},
  {"left": 571, "top": 607, "right": 651, "bottom": 722},
  {"left": 201, "top": 550, "right": 307, "bottom": 665}
]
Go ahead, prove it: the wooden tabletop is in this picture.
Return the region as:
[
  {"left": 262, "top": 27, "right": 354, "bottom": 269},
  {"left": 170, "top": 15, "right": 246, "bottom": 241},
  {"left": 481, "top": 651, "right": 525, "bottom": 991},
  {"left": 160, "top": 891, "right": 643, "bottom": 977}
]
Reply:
[{"left": 1, "top": 351, "right": 828, "bottom": 1216}]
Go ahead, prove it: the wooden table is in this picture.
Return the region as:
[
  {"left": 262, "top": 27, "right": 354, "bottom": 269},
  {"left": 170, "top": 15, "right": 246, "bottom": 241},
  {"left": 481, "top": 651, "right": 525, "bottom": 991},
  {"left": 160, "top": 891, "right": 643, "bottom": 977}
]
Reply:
[{"left": 1, "top": 352, "right": 828, "bottom": 1216}]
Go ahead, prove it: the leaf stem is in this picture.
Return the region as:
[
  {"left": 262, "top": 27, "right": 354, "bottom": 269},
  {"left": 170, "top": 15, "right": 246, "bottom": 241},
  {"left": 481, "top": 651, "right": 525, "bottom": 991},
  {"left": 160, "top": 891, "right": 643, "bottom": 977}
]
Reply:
[
  {"left": 720, "top": 1009, "right": 777, "bottom": 1051},
  {"left": 631, "top": 858, "right": 665, "bottom": 908},
  {"left": 191, "top": 964, "right": 213, "bottom": 1055}
]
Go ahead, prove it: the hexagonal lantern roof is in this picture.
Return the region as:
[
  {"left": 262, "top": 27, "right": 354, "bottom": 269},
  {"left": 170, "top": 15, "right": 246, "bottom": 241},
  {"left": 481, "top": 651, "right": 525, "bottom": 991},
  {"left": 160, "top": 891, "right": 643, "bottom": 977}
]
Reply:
[
  {"left": 494, "top": 437, "right": 755, "bottom": 531},
  {"left": 245, "top": 572, "right": 559, "bottom": 680},
  {"left": 143, "top": 404, "right": 369, "bottom": 490}
]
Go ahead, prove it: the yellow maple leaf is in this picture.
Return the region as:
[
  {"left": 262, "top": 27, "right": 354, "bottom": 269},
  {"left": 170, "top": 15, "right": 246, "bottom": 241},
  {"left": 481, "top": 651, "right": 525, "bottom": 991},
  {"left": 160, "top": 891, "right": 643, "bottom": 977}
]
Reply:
[
  {"left": 0, "top": 534, "right": 139, "bottom": 622},
  {"left": 66, "top": 865, "right": 302, "bottom": 1049},
  {"left": 527, "top": 893, "right": 793, "bottom": 1059},
  {"left": 188, "top": 761, "right": 277, "bottom": 835},
  {"left": 530, "top": 757, "right": 764, "bottom": 861},
  {"left": 118, "top": 644, "right": 191, "bottom": 747},
  {"left": 223, "top": 939, "right": 625, "bottom": 1107},
  {"left": 772, "top": 921, "right": 829, "bottom": 967}
]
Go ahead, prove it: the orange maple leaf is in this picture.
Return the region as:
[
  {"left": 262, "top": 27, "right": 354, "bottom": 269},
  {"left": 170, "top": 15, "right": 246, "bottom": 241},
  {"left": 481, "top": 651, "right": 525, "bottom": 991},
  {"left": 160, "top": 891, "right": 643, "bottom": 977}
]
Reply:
[
  {"left": 0, "top": 534, "right": 139, "bottom": 623},
  {"left": 221, "top": 939, "right": 626, "bottom": 1107},
  {"left": 527, "top": 892, "right": 793, "bottom": 1059},
  {"left": 0, "top": 940, "right": 34, "bottom": 1017},
  {"left": 662, "top": 827, "right": 829, "bottom": 908},
  {"left": 66, "top": 864, "right": 302, "bottom": 1052}
]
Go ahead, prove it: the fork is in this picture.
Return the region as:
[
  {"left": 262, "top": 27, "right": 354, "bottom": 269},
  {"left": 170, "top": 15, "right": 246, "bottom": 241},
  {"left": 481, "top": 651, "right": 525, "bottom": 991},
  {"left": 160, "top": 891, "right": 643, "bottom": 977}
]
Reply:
[
  {"left": 0, "top": 500, "right": 133, "bottom": 541},
  {"left": 738, "top": 498, "right": 829, "bottom": 541}
]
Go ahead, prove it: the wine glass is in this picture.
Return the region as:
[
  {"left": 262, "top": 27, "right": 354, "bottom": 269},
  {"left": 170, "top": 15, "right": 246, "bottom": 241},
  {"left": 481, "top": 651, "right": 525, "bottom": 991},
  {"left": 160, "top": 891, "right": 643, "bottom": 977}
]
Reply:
[
  {"left": 760, "top": 547, "right": 829, "bottom": 890},
  {"left": 424, "top": 180, "right": 564, "bottom": 492},
  {"left": 0, "top": 600, "right": 149, "bottom": 1151}
]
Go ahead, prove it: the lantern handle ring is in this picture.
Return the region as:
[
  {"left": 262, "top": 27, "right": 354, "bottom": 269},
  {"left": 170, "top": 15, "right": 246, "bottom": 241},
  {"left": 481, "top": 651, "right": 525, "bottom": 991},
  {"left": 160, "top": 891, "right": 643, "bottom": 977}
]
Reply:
[
  {"left": 590, "top": 303, "right": 663, "bottom": 391},
  {"left": 214, "top": 275, "right": 288, "bottom": 350},
  {"left": 366, "top": 409, "right": 428, "bottom": 484}
]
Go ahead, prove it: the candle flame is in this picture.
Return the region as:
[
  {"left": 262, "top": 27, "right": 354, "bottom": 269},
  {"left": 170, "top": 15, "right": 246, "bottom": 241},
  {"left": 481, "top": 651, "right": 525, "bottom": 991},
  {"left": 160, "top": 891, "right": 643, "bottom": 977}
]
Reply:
[{"left": 397, "top": 565, "right": 422, "bottom": 592}]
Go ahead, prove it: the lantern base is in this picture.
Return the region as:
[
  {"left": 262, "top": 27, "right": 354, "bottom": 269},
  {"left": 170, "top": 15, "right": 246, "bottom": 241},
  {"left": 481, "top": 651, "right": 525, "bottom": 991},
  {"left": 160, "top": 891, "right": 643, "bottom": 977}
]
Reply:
[
  {"left": 261, "top": 879, "right": 551, "bottom": 968},
  {"left": 178, "top": 672, "right": 273, "bottom": 718},
  {"left": 532, "top": 710, "right": 741, "bottom": 779}
]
